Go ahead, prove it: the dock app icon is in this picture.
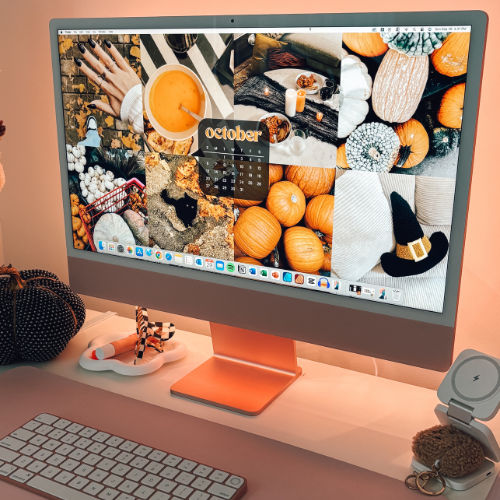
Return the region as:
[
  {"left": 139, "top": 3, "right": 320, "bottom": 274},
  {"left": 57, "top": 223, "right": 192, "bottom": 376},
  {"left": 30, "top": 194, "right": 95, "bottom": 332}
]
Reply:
[
  {"left": 216, "top": 261, "right": 224, "bottom": 271},
  {"left": 205, "top": 259, "right": 214, "bottom": 269},
  {"left": 98, "top": 241, "right": 105, "bottom": 251}
]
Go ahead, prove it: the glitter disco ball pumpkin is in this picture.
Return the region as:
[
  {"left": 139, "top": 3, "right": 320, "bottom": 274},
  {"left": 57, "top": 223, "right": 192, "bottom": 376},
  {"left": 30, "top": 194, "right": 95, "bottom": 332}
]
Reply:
[{"left": 0, "top": 266, "right": 86, "bottom": 364}]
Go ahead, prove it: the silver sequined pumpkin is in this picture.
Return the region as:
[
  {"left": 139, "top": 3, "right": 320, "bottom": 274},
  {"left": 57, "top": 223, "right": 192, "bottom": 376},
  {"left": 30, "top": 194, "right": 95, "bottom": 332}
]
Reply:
[
  {"left": 380, "top": 32, "right": 448, "bottom": 57},
  {"left": 345, "top": 122, "right": 400, "bottom": 173}
]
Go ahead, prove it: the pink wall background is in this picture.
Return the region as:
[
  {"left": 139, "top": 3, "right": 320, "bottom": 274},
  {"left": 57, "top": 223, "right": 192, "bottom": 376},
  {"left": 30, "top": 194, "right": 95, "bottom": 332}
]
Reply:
[{"left": 0, "top": 1, "right": 499, "bottom": 390}]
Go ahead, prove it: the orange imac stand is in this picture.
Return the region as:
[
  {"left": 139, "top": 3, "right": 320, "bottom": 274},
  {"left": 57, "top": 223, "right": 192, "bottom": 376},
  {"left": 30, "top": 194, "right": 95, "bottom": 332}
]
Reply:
[{"left": 170, "top": 323, "right": 302, "bottom": 415}]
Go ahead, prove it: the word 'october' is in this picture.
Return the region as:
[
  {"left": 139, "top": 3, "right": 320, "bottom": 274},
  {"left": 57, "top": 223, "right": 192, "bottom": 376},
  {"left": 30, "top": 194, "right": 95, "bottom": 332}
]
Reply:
[{"left": 205, "top": 126, "right": 262, "bottom": 142}]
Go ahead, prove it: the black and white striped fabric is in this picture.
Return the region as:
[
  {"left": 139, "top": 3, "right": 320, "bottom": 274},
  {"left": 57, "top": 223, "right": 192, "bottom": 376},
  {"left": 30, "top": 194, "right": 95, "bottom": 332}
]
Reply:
[
  {"left": 134, "top": 306, "right": 175, "bottom": 364},
  {"left": 140, "top": 34, "right": 234, "bottom": 120}
]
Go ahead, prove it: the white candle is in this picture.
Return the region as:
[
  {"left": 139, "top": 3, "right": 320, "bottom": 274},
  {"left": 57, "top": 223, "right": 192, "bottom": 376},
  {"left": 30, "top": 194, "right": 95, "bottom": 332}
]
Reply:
[
  {"left": 285, "top": 89, "right": 297, "bottom": 117},
  {"left": 264, "top": 87, "right": 270, "bottom": 96}
]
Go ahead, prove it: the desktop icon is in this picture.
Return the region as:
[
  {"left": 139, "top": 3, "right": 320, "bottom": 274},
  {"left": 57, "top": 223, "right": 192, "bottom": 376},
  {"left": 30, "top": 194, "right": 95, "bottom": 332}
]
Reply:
[
  {"left": 175, "top": 254, "right": 183, "bottom": 263},
  {"left": 392, "top": 289, "right": 402, "bottom": 302},
  {"left": 271, "top": 270, "right": 280, "bottom": 280},
  {"left": 185, "top": 255, "right": 193, "bottom": 265},
  {"left": 306, "top": 276, "right": 317, "bottom": 287},
  {"left": 216, "top": 261, "right": 224, "bottom": 271},
  {"left": 295, "top": 274, "right": 304, "bottom": 285},
  {"left": 205, "top": 259, "right": 214, "bottom": 269},
  {"left": 333, "top": 280, "right": 341, "bottom": 291},
  {"left": 155, "top": 251, "right": 162, "bottom": 260},
  {"left": 362, "top": 287, "right": 375, "bottom": 298},
  {"left": 165, "top": 253, "right": 173, "bottom": 261},
  {"left": 260, "top": 269, "right": 268, "bottom": 278},
  {"left": 195, "top": 258, "right": 203, "bottom": 267},
  {"left": 98, "top": 241, "right": 105, "bottom": 251},
  {"left": 227, "top": 263, "right": 236, "bottom": 273},
  {"left": 317, "top": 277, "right": 330, "bottom": 289},
  {"left": 117, "top": 244, "right": 124, "bottom": 253},
  {"left": 108, "top": 243, "right": 115, "bottom": 252},
  {"left": 349, "top": 285, "right": 362, "bottom": 296},
  {"left": 238, "top": 264, "right": 246, "bottom": 274},
  {"left": 135, "top": 247, "right": 144, "bottom": 257},
  {"left": 379, "top": 288, "right": 388, "bottom": 300},
  {"left": 249, "top": 267, "right": 257, "bottom": 276},
  {"left": 126, "top": 246, "right": 134, "bottom": 255},
  {"left": 145, "top": 248, "right": 152, "bottom": 257},
  {"left": 283, "top": 272, "right": 292, "bottom": 283}
]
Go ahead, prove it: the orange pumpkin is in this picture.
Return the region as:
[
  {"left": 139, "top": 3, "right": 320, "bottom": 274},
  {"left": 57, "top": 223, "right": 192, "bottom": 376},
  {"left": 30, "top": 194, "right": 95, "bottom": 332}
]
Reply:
[
  {"left": 305, "top": 195, "right": 335, "bottom": 236},
  {"left": 323, "top": 234, "right": 332, "bottom": 245},
  {"left": 234, "top": 243, "right": 247, "bottom": 259},
  {"left": 236, "top": 256, "right": 262, "bottom": 266},
  {"left": 285, "top": 166, "right": 335, "bottom": 198},
  {"left": 438, "top": 84, "right": 465, "bottom": 129},
  {"left": 394, "top": 119, "right": 429, "bottom": 169},
  {"left": 234, "top": 198, "right": 261, "bottom": 207},
  {"left": 342, "top": 32, "right": 388, "bottom": 58},
  {"left": 269, "top": 164, "right": 283, "bottom": 186},
  {"left": 284, "top": 226, "right": 324, "bottom": 273},
  {"left": 431, "top": 33, "right": 470, "bottom": 77},
  {"left": 321, "top": 245, "right": 332, "bottom": 272},
  {"left": 234, "top": 207, "right": 282, "bottom": 259},
  {"left": 266, "top": 181, "right": 306, "bottom": 227},
  {"left": 336, "top": 144, "right": 349, "bottom": 169}
]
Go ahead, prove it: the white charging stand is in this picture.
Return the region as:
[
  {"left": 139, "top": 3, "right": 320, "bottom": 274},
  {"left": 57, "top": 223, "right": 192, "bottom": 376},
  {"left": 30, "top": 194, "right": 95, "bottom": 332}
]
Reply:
[{"left": 412, "top": 349, "right": 500, "bottom": 491}]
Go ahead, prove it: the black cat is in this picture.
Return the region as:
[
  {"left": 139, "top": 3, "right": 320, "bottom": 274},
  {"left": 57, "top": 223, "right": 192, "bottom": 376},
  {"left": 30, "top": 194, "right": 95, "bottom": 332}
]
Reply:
[{"left": 161, "top": 190, "right": 198, "bottom": 228}]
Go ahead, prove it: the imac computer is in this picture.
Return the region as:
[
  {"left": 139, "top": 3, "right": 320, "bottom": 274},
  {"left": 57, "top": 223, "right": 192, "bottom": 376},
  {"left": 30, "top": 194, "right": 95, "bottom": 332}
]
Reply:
[{"left": 50, "top": 12, "right": 487, "bottom": 415}]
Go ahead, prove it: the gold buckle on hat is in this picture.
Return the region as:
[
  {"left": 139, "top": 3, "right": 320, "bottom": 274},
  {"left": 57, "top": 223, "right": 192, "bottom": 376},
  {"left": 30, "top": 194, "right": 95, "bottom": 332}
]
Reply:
[{"left": 408, "top": 238, "right": 428, "bottom": 262}]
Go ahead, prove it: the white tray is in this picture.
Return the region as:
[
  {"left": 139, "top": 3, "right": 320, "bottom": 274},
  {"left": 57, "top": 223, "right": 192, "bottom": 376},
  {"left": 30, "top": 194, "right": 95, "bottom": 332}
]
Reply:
[{"left": 79, "top": 330, "right": 187, "bottom": 376}]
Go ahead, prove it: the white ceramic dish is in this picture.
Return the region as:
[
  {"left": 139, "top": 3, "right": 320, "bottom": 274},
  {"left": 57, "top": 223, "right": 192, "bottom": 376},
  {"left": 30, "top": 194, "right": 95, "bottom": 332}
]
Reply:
[
  {"left": 259, "top": 112, "right": 291, "bottom": 148},
  {"left": 144, "top": 63, "right": 209, "bottom": 141},
  {"left": 79, "top": 331, "right": 187, "bottom": 376},
  {"left": 295, "top": 71, "right": 325, "bottom": 94}
]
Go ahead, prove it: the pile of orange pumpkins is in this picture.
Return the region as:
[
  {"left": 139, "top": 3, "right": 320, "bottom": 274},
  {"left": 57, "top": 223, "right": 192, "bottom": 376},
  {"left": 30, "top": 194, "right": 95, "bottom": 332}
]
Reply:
[{"left": 234, "top": 165, "right": 335, "bottom": 274}]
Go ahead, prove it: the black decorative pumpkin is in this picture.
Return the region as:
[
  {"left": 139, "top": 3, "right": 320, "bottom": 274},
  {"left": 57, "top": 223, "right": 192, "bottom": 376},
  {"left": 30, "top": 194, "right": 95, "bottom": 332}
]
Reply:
[
  {"left": 0, "top": 266, "right": 86, "bottom": 364},
  {"left": 431, "top": 127, "right": 460, "bottom": 157}
]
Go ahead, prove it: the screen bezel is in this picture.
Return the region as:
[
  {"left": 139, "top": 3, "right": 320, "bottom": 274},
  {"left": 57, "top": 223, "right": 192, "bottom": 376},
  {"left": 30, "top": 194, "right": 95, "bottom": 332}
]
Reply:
[{"left": 50, "top": 11, "right": 488, "bottom": 369}]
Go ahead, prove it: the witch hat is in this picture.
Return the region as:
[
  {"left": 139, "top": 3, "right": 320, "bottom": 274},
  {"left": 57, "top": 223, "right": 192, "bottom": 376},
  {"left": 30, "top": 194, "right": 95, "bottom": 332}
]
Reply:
[{"left": 380, "top": 192, "right": 449, "bottom": 278}]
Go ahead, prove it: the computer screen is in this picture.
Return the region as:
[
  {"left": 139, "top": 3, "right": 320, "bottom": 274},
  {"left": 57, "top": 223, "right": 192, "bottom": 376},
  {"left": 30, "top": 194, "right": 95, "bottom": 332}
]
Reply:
[{"left": 56, "top": 23, "right": 472, "bottom": 315}]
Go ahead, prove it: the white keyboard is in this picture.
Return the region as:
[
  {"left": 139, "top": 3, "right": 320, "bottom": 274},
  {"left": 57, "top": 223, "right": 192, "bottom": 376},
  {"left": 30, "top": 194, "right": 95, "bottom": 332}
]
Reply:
[{"left": 0, "top": 414, "right": 247, "bottom": 500}]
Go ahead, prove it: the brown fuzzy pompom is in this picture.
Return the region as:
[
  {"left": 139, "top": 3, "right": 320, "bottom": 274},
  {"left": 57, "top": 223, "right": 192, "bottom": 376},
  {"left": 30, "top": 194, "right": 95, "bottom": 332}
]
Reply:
[{"left": 412, "top": 425, "right": 484, "bottom": 478}]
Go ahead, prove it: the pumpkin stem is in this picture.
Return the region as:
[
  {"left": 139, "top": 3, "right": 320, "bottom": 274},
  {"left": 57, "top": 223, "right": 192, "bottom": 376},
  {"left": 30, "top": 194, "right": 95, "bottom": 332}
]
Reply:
[
  {"left": 368, "top": 147, "right": 381, "bottom": 161},
  {"left": 0, "top": 265, "right": 26, "bottom": 291},
  {"left": 396, "top": 146, "right": 412, "bottom": 168}
]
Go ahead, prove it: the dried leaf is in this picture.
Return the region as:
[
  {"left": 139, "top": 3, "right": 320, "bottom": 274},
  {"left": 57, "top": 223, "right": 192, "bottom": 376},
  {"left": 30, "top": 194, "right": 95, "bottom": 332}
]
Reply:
[
  {"left": 72, "top": 84, "right": 86, "bottom": 93},
  {"left": 121, "top": 133, "right": 141, "bottom": 151},
  {"left": 130, "top": 46, "right": 141, "bottom": 59},
  {"left": 97, "top": 126, "right": 103, "bottom": 137},
  {"left": 101, "top": 95, "right": 109, "bottom": 104},
  {"left": 77, "top": 97, "right": 83, "bottom": 106},
  {"left": 110, "top": 138, "right": 122, "bottom": 149},
  {"left": 105, "top": 116, "right": 114, "bottom": 127},
  {"left": 131, "top": 34, "right": 140, "bottom": 45},
  {"left": 59, "top": 38, "right": 73, "bottom": 55}
]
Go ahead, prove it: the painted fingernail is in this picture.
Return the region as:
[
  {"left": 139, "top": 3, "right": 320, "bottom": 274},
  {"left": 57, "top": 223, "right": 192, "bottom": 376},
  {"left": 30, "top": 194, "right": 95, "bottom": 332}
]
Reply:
[
  {"left": 78, "top": 43, "right": 86, "bottom": 54},
  {"left": 104, "top": 39, "right": 112, "bottom": 49},
  {"left": 87, "top": 38, "right": 96, "bottom": 48},
  {"left": 74, "top": 57, "right": 82, "bottom": 67},
  {"left": 87, "top": 104, "right": 97, "bottom": 110}
]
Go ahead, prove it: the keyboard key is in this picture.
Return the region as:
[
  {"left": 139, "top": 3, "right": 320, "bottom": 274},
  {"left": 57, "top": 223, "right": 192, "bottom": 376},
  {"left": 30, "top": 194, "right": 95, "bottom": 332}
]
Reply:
[
  {"left": 193, "top": 465, "right": 213, "bottom": 478},
  {"left": 69, "top": 476, "right": 89, "bottom": 490},
  {"left": 43, "top": 439, "right": 62, "bottom": 451},
  {"left": 106, "top": 436, "right": 124, "bottom": 448},
  {"left": 126, "top": 468, "right": 147, "bottom": 482},
  {"left": 192, "top": 477, "right": 211, "bottom": 490},
  {"left": 163, "top": 454, "right": 182, "bottom": 467},
  {"left": 102, "top": 447, "right": 120, "bottom": 459},
  {"left": 0, "top": 464, "right": 16, "bottom": 476},
  {"left": 0, "top": 446, "right": 20, "bottom": 463},
  {"left": 130, "top": 456, "right": 149, "bottom": 469},
  {"left": 88, "top": 442, "right": 107, "bottom": 454},
  {"left": 151, "top": 493, "right": 171, "bottom": 500},
  {"left": 134, "top": 445, "right": 152, "bottom": 458},
  {"left": 190, "top": 492, "right": 210, "bottom": 500},
  {"left": 160, "top": 466, "right": 180, "bottom": 480},
  {"left": 35, "top": 414, "right": 59, "bottom": 425},
  {"left": 23, "top": 420, "right": 42, "bottom": 431},
  {"left": 172, "top": 484, "right": 193, "bottom": 499},
  {"left": 145, "top": 461, "right": 164, "bottom": 474},
  {"left": 142, "top": 473, "right": 162, "bottom": 487},
  {"left": 148, "top": 450, "right": 167, "bottom": 462},
  {"left": 61, "top": 458, "right": 80, "bottom": 471},
  {"left": 61, "top": 433, "right": 79, "bottom": 445},
  {"left": 179, "top": 460, "right": 197, "bottom": 472},
  {"left": 9, "top": 468, "right": 35, "bottom": 483},
  {"left": 55, "top": 470, "right": 75, "bottom": 484},
  {"left": 177, "top": 472, "right": 195, "bottom": 485},
  {"left": 225, "top": 475, "right": 244, "bottom": 488},
  {"left": 207, "top": 482, "right": 237, "bottom": 499},
  {"left": 11, "top": 428, "right": 36, "bottom": 442},
  {"left": 48, "top": 429, "right": 67, "bottom": 440},
  {"left": 104, "top": 474, "right": 124, "bottom": 488},
  {"left": 111, "top": 464, "right": 131, "bottom": 476},
  {"left": 75, "top": 437, "right": 93, "bottom": 449},
  {"left": 53, "top": 419, "right": 72, "bottom": 430},
  {"left": 83, "top": 481, "right": 105, "bottom": 495},
  {"left": 29, "top": 435, "right": 49, "bottom": 446},
  {"left": 93, "top": 432, "right": 111, "bottom": 443},
  {"left": 97, "top": 459, "right": 117, "bottom": 471},
  {"left": 83, "top": 453, "right": 103, "bottom": 466},
  {"left": 47, "top": 454, "right": 66, "bottom": 466},
  {"left": 80, "top": 427, "right": 98, "bottom": 439},
  {"left": 33, "top": 449, "right": 52, "bottom": 461},
  {"left": 69, "top": 448, "right": 89, "bottom": 461},
  {"left": 40, "top": 466, "right": 61, "bottom": 479},
  {"left": 74, "top": 464, "right": 94, "bottom": 477},
  {"left": 119, "top": 441, "right": 138, "bottom": 453},
  {"left": 99, "top": 488, "right": 120, "bottom": 499},
  {"left": 157, "top": 478, "right": 176, "bottom": 493},
  {"left": 0, "top": 436, "right": 25, "bottom": 451},
  {"left": 28, "top": 476, "right": 98, "bottom": 499},
  {"left": 116, "top": 452, "right": 134, "bottom": 464},
  {"left": 66, "top": 423, "right": 85, "bottom": 434},
  {"left": 20, "top": 444, "right": 40, "bottom": 456},
  {"left": 209, "top": 470, "right": 229, "bottom": 483},
  {"left": 13, "top": 455, "right": 33, "bottom": 468},
  {"left": 36, "top": 425, "right": 54, "bottom": 436},
  {"left": 89, "top": 469, "right": 109, "bottom": 482},
  {"left": 117, "top": 494, "right": 136, "bottom": 500},
  {"left": 118, "top": 479, "right": 139, "bottom": 493},
  {"left": 55, "top": 444, "right": 75, "bottom": 456},
  {"left": 135, "top": 485, "right": 155, "bottom": 499},
  {"left": 27, "top": 460, "right": 47, "bottom": 474}
]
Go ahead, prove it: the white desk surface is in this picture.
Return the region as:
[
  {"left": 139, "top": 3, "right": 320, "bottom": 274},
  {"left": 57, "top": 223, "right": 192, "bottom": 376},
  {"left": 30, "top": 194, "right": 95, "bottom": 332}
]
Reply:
[{"left": 1, "top": 310, "right": 497, "bottom": 500}]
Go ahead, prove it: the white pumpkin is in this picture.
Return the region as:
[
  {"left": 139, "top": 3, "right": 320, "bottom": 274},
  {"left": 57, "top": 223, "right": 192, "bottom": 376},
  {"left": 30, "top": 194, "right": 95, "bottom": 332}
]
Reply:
[
  {"left": 80, "top": 156, "right": 87, "bottom": 166},
  {"left": 114, "top": 178, "right": 126, "bottom": 187},
  {"left": 79, "top": 173, "right": 85, "bottom": 181},
  {"left": 67, "top": 152, "right": 75, "bottom": 163},
  {"left": 93, "top": 213, "right": 135, "bottom": 247},
  {"left": 80, "top": 181, "right": 86, "bottom": 191},
  {"left": 72, "top": 147, "right": 82, "bottom": 159},
  {"left": 88, "top": 183, "right": 98, "bottom": 194},
  {"left": 84, "top": 177, "right": 91, "bottom": 187},
  {"left": 75, "top": 162, "right": 85, "bottom": 174},
  {"left": 82, "top": 188, "right": 89, "bottom": 198},
  {"left": 78, "top": 145, "right": 86, "bottom": 155},
  {"left": 338, "top": 53, "right": 373, "bottom": 138},
  {"left": 106, "top": 171, "right": 115, "bottom": 181},
  {"left": 88, "top": 167, "right": 95, "bottom": 177},
  {"left": 68, "top": 162, "right": 75, "bottom": 171},
  {"left": 105, "top": 180, "right": 114, "bottom": 191},
  {"left": 66, "top": 144, "right": 73, "bottom": 153},
  {"left": 87, "top": 193, "right": 95, "bottom": 203}
]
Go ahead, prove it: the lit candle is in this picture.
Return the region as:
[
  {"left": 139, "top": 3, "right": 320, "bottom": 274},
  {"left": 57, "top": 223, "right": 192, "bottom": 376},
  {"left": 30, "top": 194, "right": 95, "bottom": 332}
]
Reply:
[
  {"left": 296, "top": 89, "right": 306, "bottom": 113},
  {"left": 316, "top": 111, "right": 323, "bottom": 122},
  {"left": 264, "top": 87, "right": 270, "bottom": 96},
  {"left": 285, "top": 89, "right": 297, "bottom": 117}
]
